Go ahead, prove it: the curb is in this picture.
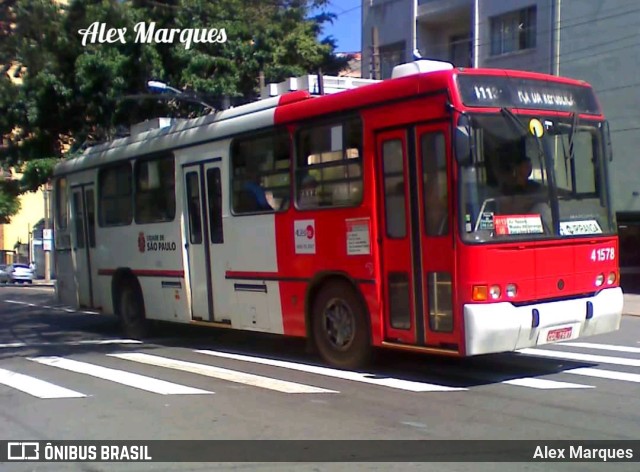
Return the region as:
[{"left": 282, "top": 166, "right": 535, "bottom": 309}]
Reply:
[{"left": 0, "top": 282, "right": 55, "bottom": 288}]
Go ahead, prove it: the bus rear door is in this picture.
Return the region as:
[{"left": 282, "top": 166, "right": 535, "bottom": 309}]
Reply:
[
  {"left": 183, "top": 159, "right": 225, "bottom": 322},
  {"left": 70, "top": 184, "right": 96, "bottom": 308}
]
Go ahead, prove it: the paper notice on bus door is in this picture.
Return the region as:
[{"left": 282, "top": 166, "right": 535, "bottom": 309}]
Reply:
[{"left": 346, "top": 218, "right": 371, "bottom": 255}]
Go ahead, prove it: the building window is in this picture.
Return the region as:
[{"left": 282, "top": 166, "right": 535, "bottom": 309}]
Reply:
[
  {"left": 490, "top": 6, "right": 536, "bottom": 56},
  {"left": 134, "top": 155, "right": 176, "bottom": 224},
  {"left": 449, "top": 34, "right": 472, "bottom": 67},
  {"left": 296, "top": 116, "right": 363, "bottom": 209},
  {"left": 231, "top": 130, "right": 290, "bottom": 214},
  {"left": 98, "top": 163, "right": 132, "bottom": 226}
]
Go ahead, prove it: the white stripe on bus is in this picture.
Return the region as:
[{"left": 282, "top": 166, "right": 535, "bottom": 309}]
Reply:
[
  {"left": 28, "top": 357, "right": 212, "bottom": 395},
  {"left": 110, "top": 353, "right": 337, "bottom": 394},
  {"left": 0, "top": 367, "right": 86, "bottom": 399},
  {"left": 518, "top": 348, "right": 640, "bottom": 367},
  {"left": 559, "top": 342, "right": 640, "bottom": 354},
  {"left": 195, "top": 350, "right": 465, "bottom": 392}
]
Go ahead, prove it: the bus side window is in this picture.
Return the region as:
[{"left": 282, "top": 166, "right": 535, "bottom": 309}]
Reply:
[
  {"left": 296, "top": 116, "right": 363, "bottom": 209},
  {"left": 231, "top": 130, "right": 290, "bottom": 214},
  {"left": 135, "top": 155, "right": 176, "bottom": 224},
  {"left": 98, "top": 163, "right": 132, "bottom": 227}
]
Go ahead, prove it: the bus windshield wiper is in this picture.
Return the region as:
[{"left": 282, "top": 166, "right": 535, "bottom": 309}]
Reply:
[
  {"left": 567, "top": 111, "right": 579, "bottom": 162},
  {"left": 500, "top": 107, "right": 527, "bottom": 135}
]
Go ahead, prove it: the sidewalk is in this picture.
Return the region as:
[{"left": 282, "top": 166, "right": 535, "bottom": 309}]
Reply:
[
  {"left": 624, "top": 293, "right": 640, "bottom": 316},
  {"left": 32, "top": 279, "right": 56, "bottom": 287}
]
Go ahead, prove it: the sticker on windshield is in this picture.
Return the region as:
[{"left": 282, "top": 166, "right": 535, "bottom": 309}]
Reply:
[
  {"left": 494, "top": 214, "right": 544, "bottom": 235},
  {"left": 529, "top": 118, "right": 544, "bottom": 137},
  {"left": 478, "top": 212, "right": 494, "bottom": 231},
  {"left": 559, "top": 220, "right": 602, "bottom": 236}
]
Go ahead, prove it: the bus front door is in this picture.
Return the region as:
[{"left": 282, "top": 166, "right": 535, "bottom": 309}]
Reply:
[
  {"left": 377, "top": 124, "right": 457, "bottom": 351},
  {"left": 183, "top": 160, "right": 224, "bottom": 322},
  {"left": 70, "top": 185, "right": 96, "bottom": 308}
]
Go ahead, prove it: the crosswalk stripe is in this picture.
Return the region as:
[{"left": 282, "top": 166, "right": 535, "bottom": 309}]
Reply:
[
  {"left": 564, "top": 367, "right": 640, "bottom": 383},
  {"left": 501, "top": 377, "right": 593, "bottom": 389},
  {"left": 559, "top": 342, "right": 640, "bottom": 354},
  {"left": 518, "top": 348, "right": 640, "bottom": 367},
  {"left": 28, "top": 357, "right": 212, "bottom": 395},
  {"left": 195, "top": 350, "right": 465, "bottom": 392},
  {"left": 0, "top": 367, "right": 86, "bottom": 399},
  {"left": 0, "top": 339, "right": 142, "bottom": 349},
  {"left": 109, "top": 353, "right": 338, "bottom": 394}
]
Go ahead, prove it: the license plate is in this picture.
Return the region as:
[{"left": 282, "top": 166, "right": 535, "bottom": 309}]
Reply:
[{"left": 546, "top": 327, "right": 573, "bottom": 342}]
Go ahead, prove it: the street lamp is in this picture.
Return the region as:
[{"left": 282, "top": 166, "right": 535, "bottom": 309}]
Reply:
[{"left": 146, "top": 80, "right": 216, "bottom": 112}]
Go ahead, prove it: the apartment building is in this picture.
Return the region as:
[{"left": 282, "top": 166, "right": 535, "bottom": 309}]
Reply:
[{"left": 362, "top": 0, "right": 640, "bottom": 271}]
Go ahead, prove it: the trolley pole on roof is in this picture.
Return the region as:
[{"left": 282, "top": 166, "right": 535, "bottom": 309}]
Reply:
[{"left": 147, "top": 81, "right": 215, "bottom": 111}]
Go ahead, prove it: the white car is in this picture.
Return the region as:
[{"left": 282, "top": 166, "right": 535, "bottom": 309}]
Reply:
[{"left": 0, "top": 264, "right": 34, "bottom": 284}]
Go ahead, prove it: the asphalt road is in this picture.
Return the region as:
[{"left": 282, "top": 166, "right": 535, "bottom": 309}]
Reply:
[{"left": 1, "top": 285, "right": 639, "bottom": 472}]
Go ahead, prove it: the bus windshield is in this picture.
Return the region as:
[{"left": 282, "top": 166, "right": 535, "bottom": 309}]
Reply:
[{"left": 459, "top": 112, "right": 615, "bottom": 242}]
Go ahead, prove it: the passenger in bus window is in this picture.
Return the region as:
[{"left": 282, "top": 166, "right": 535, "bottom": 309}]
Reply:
[
  {"left": 298, "top": 174, "right": 319, "bottom": 207},
  {"left": 240, "top": 168, "right": 273, "bottom": 212}
]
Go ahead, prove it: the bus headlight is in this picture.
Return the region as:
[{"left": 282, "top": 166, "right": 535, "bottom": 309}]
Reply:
[
  {"left": 489, "top": 285, "right": 501, "bottom": 300},
  {"left": 607, "top": 272, "right": 616, "bottom": 285},
  {"left": 506, "top": 284, "right": 517, "bottom": 298},
  {"left": 595, "top": 274, "right": 605, "bottom": 287}
]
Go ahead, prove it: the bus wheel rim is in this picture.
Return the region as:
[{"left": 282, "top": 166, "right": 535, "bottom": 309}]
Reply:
[{"left": 323, "top": 297, "right": 355, "bottom": 351}]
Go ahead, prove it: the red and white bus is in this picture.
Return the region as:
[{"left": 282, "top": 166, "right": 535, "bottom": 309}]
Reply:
[{"left": 53, "top": 59, "right": 623, "bottom": 368}]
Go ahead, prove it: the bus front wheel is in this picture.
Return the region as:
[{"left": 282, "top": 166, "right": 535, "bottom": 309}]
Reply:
[
  {"left": 119, "top": 284, "right": 147, "bottom": 339},
  {"left": 312, "top": 281, "right": 371, "bottom": 369}
]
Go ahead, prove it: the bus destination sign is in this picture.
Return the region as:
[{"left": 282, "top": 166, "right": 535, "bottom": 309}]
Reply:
[{"left": 456, "top": 75, "right": 600, "bottom": 114}]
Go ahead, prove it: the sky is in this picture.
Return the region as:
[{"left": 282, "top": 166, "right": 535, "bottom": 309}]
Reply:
[{"left": 318, "top": 1, "right": 362, "bottom": 53}]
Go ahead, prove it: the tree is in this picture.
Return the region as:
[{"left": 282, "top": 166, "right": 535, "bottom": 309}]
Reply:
[{"left": 0, "top": 0, "right": 346, "bottom": 221}]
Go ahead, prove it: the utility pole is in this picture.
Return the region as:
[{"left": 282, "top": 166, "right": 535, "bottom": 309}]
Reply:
[
  {"left": 44, "top": 184, "right": 51, "bottom": 282},
  {"left": 370, "top": 27, "right": 380, "bottom": 79}
]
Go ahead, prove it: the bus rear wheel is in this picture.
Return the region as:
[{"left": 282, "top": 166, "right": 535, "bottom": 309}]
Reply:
[
  {"left": 311, "top": 281, "right": 371, "bottom": 369},
  {"left": 119, "top": 284, "right": 147, "bottom": 339}
]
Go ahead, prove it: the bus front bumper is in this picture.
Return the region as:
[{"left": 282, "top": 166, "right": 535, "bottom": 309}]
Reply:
[{"left": 463, "top": 287, "right": 623, "bottom": 356}]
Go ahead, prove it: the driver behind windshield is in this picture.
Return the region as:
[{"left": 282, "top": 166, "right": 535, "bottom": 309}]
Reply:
[{"left": 503, "top": 157, "right": 542, "bottom": 196}]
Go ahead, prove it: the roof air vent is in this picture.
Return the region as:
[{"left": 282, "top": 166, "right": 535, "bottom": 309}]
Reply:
[{"left": 391, "top": 60, "right": 454, "bottom": 79}]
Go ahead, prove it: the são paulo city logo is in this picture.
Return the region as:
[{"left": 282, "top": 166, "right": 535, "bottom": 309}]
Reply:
[{"left": 138, "top": 233, "right": 178, "bottom": 252}]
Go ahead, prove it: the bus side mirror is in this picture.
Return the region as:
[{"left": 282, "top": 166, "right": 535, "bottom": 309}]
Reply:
[{"left": 455, "top": 126, "right": 472, "bottom": 166}]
